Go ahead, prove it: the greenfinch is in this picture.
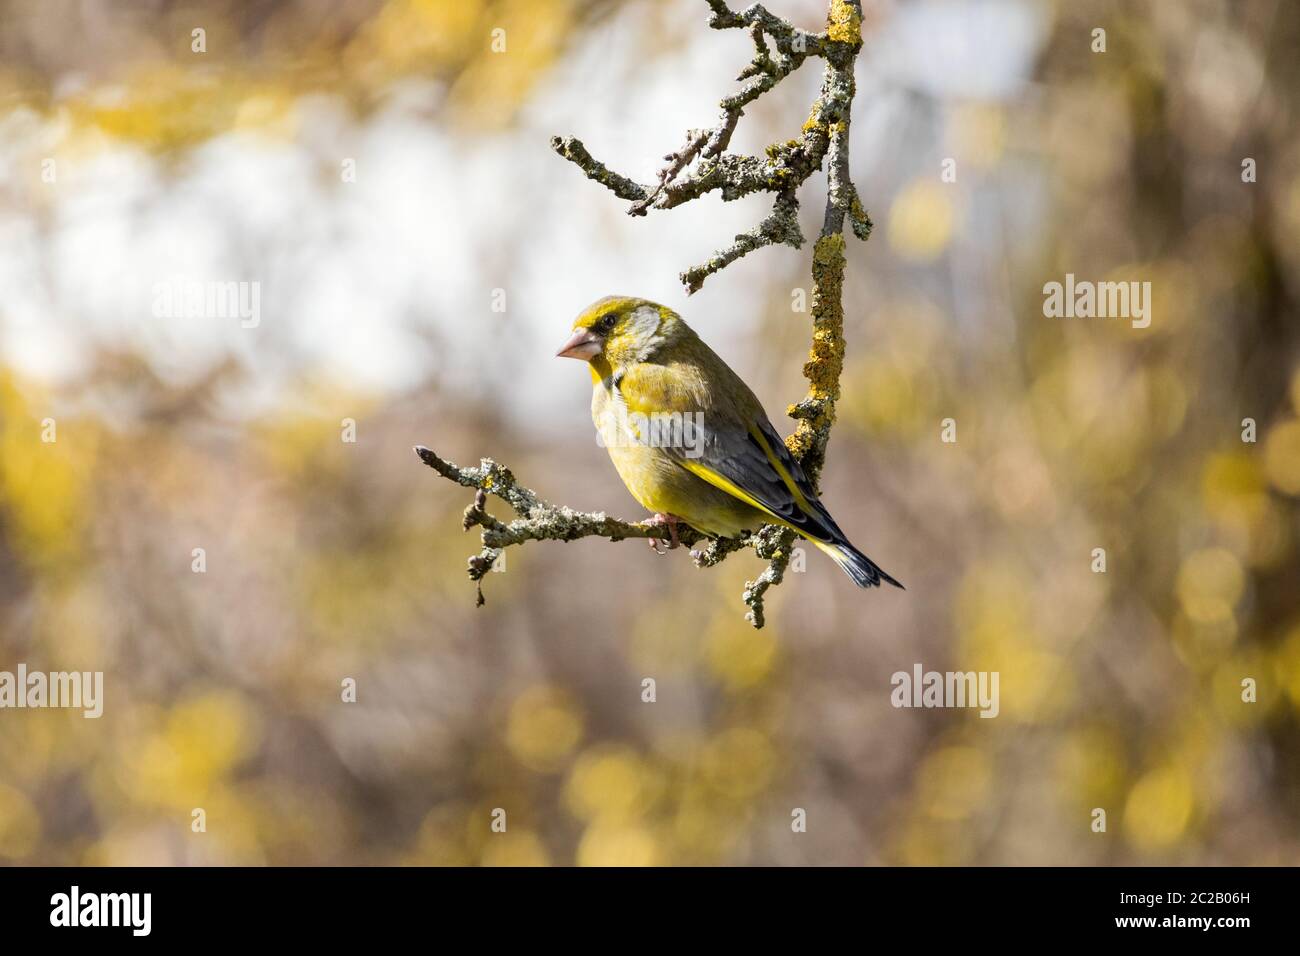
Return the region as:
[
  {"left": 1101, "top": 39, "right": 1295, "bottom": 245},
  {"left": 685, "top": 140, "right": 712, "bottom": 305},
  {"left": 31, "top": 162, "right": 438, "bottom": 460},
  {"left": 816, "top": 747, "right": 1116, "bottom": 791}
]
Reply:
[{"left": 556, "top": 295, "right": 902, "bottom": 589}]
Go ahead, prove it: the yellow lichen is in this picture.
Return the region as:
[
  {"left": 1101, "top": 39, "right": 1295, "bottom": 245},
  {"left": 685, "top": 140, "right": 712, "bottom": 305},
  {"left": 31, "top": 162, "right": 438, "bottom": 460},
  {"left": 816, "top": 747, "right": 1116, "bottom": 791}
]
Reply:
[
  {"left": 811, "top": 232, "right": 846, "bottom": 272},
  {"left": 785, "top": 233, "right": 849, "bottom": 473},
  {"left": 827, "top": 0, "right": 862, "bottom": 45},
  {"left": 802, "top": 105, "right": 826, "bottom": 134}
]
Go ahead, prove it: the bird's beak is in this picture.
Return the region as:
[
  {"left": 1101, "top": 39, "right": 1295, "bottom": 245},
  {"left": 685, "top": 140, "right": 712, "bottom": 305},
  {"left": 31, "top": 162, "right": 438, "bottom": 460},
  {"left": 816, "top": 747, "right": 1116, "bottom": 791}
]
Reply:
[{"left": 555, "top": 328, "right": 602, "bottom": 360}]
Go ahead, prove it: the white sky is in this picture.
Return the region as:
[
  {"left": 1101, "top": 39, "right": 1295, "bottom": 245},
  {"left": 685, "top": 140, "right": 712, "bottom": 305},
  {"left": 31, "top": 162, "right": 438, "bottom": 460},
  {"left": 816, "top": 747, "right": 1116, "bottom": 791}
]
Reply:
[{"left": 0, "top": 0, "right": 1045, "bottom": 427}]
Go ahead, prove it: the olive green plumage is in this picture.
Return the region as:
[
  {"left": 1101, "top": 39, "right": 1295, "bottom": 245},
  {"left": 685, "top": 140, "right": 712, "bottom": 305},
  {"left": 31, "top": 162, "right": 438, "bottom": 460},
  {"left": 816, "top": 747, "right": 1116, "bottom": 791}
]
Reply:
[{"left": 558, "top": 295, "right": 901, "bottom": 589}]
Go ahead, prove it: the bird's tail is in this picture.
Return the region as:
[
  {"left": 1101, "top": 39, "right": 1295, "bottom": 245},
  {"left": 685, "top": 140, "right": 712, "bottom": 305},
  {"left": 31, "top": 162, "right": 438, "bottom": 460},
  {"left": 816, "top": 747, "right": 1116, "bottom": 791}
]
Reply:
[{"left": 812, "top": 539, "right": 904, "bottom": 590}]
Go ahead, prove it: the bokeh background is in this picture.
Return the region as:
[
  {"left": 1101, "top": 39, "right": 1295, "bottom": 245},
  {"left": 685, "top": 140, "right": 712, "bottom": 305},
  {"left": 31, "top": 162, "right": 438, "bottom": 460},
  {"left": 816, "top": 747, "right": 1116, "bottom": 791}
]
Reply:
[{"left": 1, "top": 0, "right": 1299, "bottom": 866}]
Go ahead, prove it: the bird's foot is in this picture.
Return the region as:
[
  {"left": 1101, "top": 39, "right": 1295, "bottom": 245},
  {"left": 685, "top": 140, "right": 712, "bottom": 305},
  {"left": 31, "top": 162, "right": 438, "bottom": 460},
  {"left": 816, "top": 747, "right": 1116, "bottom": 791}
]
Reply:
[{"left": 643, "top": 513, "right": 681, "bottom": 553}]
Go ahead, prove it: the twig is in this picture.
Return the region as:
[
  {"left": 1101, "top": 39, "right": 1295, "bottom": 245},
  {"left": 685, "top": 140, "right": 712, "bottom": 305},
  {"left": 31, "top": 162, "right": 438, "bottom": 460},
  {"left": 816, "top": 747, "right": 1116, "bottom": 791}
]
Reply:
[
  {"left": 549, "top": 136, "right": 649, "bottom": 202},
  {"left": 680, "top": 189, "right": 803, "bottom": 293},
  {"left": 414, "top": 447, "right": 763, "bottom": 604}
]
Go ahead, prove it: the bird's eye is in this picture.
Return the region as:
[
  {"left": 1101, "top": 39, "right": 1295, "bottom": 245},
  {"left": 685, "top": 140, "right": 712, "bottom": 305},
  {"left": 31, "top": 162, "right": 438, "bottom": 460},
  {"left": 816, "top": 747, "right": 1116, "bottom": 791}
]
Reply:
[{"left": 597, "top": 314, "right": 618, "bottom": 333}]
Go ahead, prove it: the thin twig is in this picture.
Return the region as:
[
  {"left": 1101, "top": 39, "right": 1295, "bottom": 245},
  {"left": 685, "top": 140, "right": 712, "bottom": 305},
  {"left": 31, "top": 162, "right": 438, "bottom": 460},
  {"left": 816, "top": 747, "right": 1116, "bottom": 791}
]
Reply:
[{"left": 680, "top": 189, "right": 803, "bottom": 294}]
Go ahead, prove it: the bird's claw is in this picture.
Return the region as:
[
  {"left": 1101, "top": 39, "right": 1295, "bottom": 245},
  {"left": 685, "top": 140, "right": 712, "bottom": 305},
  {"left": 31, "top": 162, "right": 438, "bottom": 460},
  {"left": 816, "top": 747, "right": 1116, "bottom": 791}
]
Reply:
[{"left": 643, "top": 513, "right": 681, "bottom": 553}]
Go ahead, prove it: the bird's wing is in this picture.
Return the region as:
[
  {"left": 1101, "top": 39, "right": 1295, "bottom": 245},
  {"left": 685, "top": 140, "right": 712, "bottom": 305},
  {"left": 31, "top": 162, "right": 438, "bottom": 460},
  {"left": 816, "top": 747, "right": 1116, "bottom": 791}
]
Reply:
[
  {"left": 618, "top": 360, "right": 847, "bottom": 545},
  {"left": 683, "top": 414, "right": 847, "bottom": 544}
]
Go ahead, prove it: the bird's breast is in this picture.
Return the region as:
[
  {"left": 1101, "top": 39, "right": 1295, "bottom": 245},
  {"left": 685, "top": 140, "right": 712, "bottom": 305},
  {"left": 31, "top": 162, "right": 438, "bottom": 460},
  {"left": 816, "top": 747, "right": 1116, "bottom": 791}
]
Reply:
[{"left": 590, "top": 382, "right": 763, "bottom": 537}]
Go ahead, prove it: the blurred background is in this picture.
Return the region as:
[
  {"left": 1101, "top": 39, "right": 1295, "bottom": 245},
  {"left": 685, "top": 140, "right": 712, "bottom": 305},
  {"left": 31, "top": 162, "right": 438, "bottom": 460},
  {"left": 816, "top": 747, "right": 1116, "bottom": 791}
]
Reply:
[{"left": 1, "top": 0, "right": 1299, "bottom": 866}]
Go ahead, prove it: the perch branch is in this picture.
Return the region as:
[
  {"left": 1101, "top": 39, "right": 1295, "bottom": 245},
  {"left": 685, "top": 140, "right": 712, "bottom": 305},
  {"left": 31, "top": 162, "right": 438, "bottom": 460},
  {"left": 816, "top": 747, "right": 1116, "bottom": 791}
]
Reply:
[
  {"left": 414, "top": 446, "right": 759, "bottom": 603},
  {"left": 420, "top": 0, "right": 870, "bottom": 627}
]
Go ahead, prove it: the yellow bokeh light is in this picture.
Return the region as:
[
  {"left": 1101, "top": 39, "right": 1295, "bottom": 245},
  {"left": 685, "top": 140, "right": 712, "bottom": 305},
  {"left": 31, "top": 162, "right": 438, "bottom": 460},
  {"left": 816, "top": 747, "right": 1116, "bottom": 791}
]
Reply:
[
  {"left": 950, "top": 103, "right": 1006, "bottom": 169},
  {"left": 1263, "top": 419, "right": 1300, "bottom": 495},
  {"left": 1211, "top": 654, "right": 1267, "bottom": 726},
  {"left": 897, "top": 816, "right": 975, "bottom": 866},
  {"left": 1275, "top": 625, "right": 1300, "bottom": 711},
  {"left": 706, "top": 620, "right": 777, "bottom": 691},
  {"left": 564, "top": 746, "right": 655, "bottom": 823},
  {"left": 955, "top": 559, "right": 1034, "bottom": 661},
  {"left": 481, "top": 830, "right": 550, "bottom": 867},
  {"left": 576, "top": 822, "right": 661, "bottom": 867},
  {"left": 119, "top": 690, "right": 258, "bottom": 809},
  {"left": 1124, "top": 765, "right": 1194, "bottom": 852},
  {"left": 918, "top": 747, "right": 991, "bottom": 821},
  {"left": 1175, "top": 548, "right": 1245, "bottom": 625},
  {"left": 0, "top": 375, "right": 91, "bottom": 571},
  {"left": 506, "top": 685, "right": 584, "bottom": 773},
  {"left": 1201, "top": 451, "right": 1269, "bottom": 543},
  {"left": 888, "top": 179, "right": 955, "bottom": 261},
  {"left": 1054, "top": 727, "right": 1126, "bottom": 809}
]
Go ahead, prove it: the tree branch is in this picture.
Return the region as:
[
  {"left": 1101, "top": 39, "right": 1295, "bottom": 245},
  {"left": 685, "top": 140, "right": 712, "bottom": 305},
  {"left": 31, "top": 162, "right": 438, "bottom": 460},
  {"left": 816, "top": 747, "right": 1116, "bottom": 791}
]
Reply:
[
  {"left": 414, "top": 446, "right": 758, "bottom": 604},
  {"left": 548, "top": 136, "right": 649, "bottom": 202},
  {"left": 418, "top": 0, "right": 870, "bottom": 627},
  {"left": 680, "top": 189, "right": 803, "bottom": 294}
]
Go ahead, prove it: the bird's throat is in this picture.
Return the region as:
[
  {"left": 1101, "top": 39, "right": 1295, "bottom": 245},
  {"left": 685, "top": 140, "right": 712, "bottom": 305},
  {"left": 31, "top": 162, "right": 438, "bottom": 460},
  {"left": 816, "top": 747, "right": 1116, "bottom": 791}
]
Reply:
[{"left": 588, "top": 355, "right": 614, "bottom": 385}]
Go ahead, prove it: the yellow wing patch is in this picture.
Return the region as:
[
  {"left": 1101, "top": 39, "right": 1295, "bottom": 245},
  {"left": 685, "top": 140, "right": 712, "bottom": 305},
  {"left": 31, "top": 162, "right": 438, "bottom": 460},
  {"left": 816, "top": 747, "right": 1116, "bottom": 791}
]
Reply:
[
  {"left": 745, "top": 425, "right": 814, "bottom": 515},
  {"left": 680, "top": 439, "right": 831, "bottom": 551},
  {"left": 679, "top": 458, "right": 770, "bottom": 513}
]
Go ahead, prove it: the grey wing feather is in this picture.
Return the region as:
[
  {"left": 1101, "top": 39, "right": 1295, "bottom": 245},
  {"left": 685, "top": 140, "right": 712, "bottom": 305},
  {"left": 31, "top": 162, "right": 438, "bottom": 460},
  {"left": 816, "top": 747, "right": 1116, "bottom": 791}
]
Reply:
[{"left": 677, "top": 409, "right": 849, "bottom": 546}]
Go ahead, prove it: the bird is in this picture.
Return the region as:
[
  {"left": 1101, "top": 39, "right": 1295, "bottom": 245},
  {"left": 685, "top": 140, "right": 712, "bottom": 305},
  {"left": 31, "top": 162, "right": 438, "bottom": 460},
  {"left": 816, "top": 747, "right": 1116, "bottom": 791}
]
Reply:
[{"left": 555, "top": 295, "right": 902, "bottom": 589}]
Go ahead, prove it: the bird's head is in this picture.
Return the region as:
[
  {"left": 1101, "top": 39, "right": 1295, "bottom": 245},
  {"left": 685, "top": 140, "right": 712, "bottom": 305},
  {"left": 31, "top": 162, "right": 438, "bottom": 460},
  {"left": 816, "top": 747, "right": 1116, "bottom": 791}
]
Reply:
[{"left": 556, "top": 296, "right": 685, "bottom": 377}]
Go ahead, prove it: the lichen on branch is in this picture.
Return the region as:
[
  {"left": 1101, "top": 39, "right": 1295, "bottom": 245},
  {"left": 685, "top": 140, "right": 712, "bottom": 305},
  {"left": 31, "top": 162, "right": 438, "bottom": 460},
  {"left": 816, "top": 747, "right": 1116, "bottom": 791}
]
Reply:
[
  {"left": 418, "top": 1, "right": 871, "bottom": 628},
  {"left": 414, "top": 446, "right": 754, "bottom": 605}
]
